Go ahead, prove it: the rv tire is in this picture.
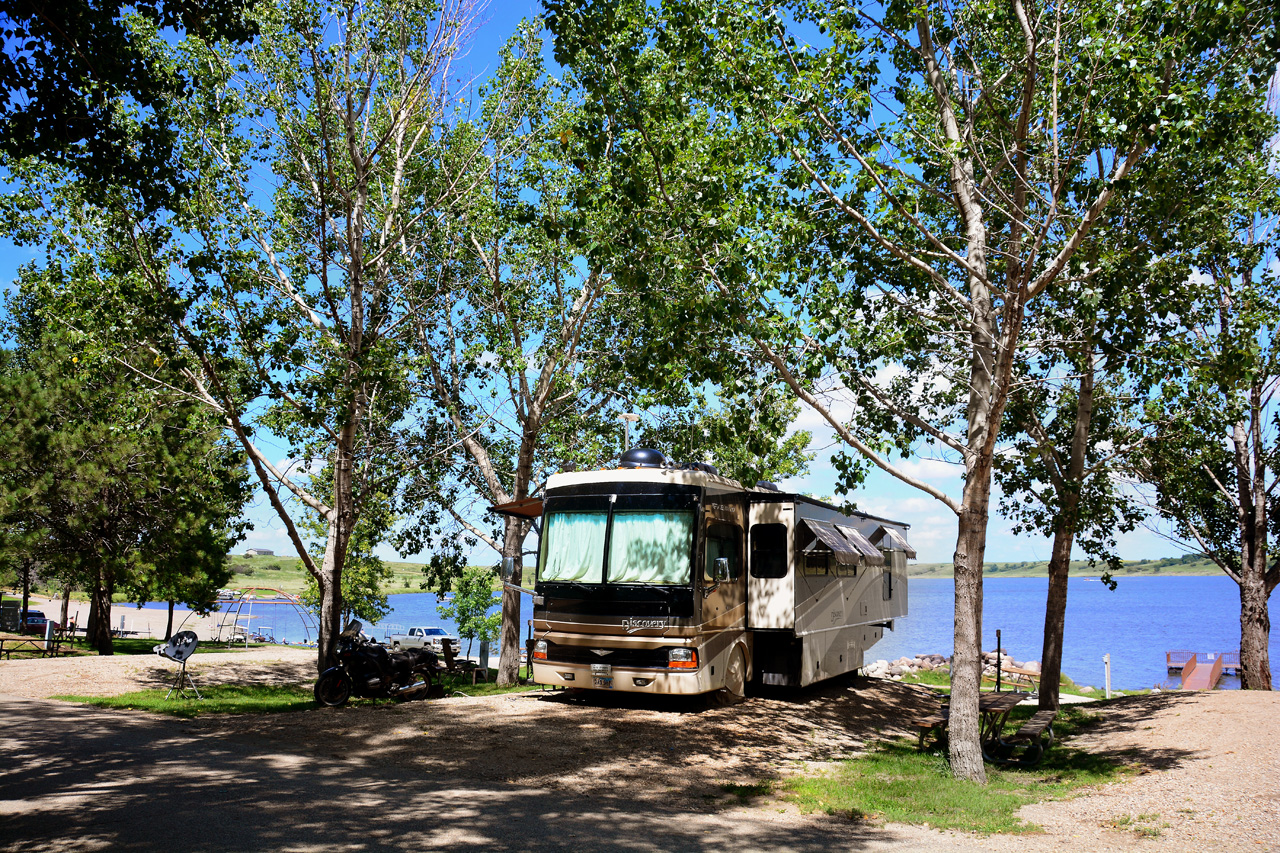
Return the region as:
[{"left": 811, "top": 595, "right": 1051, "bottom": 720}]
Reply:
[{"left": 714, "top": 646, "right": 747, "bottom": 706}]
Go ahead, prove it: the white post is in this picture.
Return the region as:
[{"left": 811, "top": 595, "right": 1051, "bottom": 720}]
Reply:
[
  {"left": 619, "top": 412, "right": 640, "bottom": 453},
  {"left": 1103, "top": 653, "right": 1112, "bottom": 699}
]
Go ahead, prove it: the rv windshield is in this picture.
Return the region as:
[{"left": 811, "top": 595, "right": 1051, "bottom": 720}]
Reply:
[
  {"left": 539, "top": 511, "right": 608, "bottom": 583},
  {"left": 539, "top": 509, "right": 694, "bottom": 586}
]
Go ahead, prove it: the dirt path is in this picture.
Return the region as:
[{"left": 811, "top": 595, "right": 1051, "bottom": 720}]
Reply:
[{"left": 1, "top": 652, "right": 1277, "bottom": 852}]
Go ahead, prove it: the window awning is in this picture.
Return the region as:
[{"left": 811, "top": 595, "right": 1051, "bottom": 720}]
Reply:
[
  {"left": 487, "top": 497, "right": 544, "bottom": 519},
  {"left": 871, "top": 525, "right": 917, "bottom": 559},
  {"left": 798, "top": 519, "right": 884, "bottom": 566},
  {"left": 835, "top": 524, "right": 887, "bottom": 566}
]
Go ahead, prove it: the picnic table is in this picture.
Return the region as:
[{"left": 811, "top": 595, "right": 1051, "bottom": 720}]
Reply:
[
  {"left": 0, "top": 636, "right": 70, "bottom": 659},
  {"left": 914, "top": 691, "right": 1056, "bottom": 766}
]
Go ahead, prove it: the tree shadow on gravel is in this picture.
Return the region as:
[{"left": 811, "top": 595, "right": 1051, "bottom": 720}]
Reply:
[
  {"left": 1048, "top": 691, "right": 1200, "bottom": 771},
  {"left": 0, "top": 693, "right": 932, "bottom": 853}
]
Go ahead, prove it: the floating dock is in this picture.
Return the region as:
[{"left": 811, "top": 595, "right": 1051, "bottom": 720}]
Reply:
[{"left": 1166, "top": 650, "right": 1240, "bottom": 690}]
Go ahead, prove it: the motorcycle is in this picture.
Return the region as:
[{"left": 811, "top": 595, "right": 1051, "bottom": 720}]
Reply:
[{"left": 313, "top": 620, "right": 443, "bottom": 707}]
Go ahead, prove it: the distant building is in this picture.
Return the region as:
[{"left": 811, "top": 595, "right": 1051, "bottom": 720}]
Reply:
[{"left": 245, "top": 548, "right": 275, "bottom": 557}]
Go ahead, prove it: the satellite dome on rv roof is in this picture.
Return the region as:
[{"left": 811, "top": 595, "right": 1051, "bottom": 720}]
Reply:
[{"left": 618, "top": 447, "right": 667, "bottom": 469}]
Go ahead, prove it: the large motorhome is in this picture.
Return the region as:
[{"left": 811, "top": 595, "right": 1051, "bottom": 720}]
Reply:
[{"left": 498, "top": 448, "right": 914, "bottom": 699}]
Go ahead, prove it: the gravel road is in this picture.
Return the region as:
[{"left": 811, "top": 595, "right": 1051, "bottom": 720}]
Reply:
[{"left": 1, "top": 652, "right": 1276, "bottom": 852}]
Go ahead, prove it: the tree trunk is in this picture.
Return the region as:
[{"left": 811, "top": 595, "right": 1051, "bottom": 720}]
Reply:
[
  {"left": 89, "top": 571, "right": 115, "bottom": 655},
  {"left": 1038, "top": 360, "right": 1093, "bottom": 710},
  {"left": 19, "top": 558, "right": 31, "bottom": 629},
  {"left": 496, "top": 515, "right": 524, "bottom": 685},
  {"left": 1238, "top": 570, "right": 1273, "bottom": 690},
  {"left": 950, "top": 470, "right": 992, "bottom": 784},
  {"left": 1038, "top": 523, "right": 1075, "bottom": 710},
  {"left": 165, "top": 599, "right": 175, "bottom": 641},
  {"left": 87, "top": 583, "right": 99, "bottom": 647},
  {"left": 59, "top": 584, "right": 71, "bottom": 632},
  {"left": 316, "top": 516, "right": 348, "bottom": 674}
]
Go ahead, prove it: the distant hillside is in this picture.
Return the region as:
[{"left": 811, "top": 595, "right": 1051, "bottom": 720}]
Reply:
[
  {"left": 908, "top": 554, "right": 1221, "bottom": 578},
  {"left": 222, "top": 554, "right": 431, "bottom": 596}
]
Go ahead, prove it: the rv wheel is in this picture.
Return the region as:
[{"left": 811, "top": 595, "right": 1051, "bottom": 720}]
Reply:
[{"left": 715, "top": 647, "right": 747, "bottom": 706}]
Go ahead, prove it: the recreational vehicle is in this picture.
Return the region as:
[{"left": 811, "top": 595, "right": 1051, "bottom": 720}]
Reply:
[{"left": 496, "top": 448, "right": 914, "bottom": 699}]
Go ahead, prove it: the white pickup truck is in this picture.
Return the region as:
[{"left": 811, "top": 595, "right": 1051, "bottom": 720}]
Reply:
[{"left": 388, "top": 626, "right": 454, "bottom": 653}]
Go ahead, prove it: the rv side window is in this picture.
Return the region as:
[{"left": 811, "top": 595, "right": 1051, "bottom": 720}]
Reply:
[
  {"left": 750, "top": 523, "right": 788, "bottom": 578},
  {"left": 704, "top": 523, "right": 742, "bottom": 581},
  {"left": 803, "top": 553, "right": 831, "bottom": 576}
]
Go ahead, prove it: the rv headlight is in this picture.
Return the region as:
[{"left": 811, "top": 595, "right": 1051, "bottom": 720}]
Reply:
[
  {"left": 668, "top": 648, "right": 698, "bottom": 669},
  {"left": 533, "top": 639, "right": 548, "bottom": 661}
]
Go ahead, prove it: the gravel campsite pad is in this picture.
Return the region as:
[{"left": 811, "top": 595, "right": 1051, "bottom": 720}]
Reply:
[{"left": 2, "top": 651, "right": 1278, "bottom": 852}]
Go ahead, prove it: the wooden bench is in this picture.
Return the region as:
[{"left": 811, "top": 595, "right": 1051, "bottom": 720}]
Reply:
[
  {"left": 983, "top": 665, "right": 1040, "bottom": 693},
  {"left": 913, "top": 708, "right": 950, "bottom": 749},
  {"left": 986, "top": 709, "right": 1057, "bottom": 767}
]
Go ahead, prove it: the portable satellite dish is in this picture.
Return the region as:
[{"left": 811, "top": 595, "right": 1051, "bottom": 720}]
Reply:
[{"left": 153, "top": 630, "right": 202, "bottom": 699}]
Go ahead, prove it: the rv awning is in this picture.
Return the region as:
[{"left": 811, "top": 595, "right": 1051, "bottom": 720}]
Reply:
[
  {"left": 799, "top": 519, "right": 883, "bottom": 566},
  {"left": 834, "top": 524, "right": 887, "bottom": 566},
  {"left": 487, "top": 497, "right": 544, "bottom": 519},
  {"left": 871, "top": 525, "right": 917, "bottom": 559}
]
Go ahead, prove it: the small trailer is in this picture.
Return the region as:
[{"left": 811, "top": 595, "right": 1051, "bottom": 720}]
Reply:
[{"left": 498, "top": 448, "right": 913, "bottom": 699}]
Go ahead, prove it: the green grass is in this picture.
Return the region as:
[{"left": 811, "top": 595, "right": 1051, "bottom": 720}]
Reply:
[
  {"left": 898, "top": 666, "right": 1099, "bottom": 698},
  {"left": 54, "top": 668, "right": 540, "bottom": 717},
  {"left": 782, "top": 706, "right": 1128, "bottom": 834},
  {"left": 436, "top": 667, "right": 543, "bottom": 697},
  {"left": 54, "top": 683, "right": 319, "bottom": 717}
]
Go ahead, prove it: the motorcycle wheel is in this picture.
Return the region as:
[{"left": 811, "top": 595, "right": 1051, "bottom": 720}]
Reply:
[
  {"left": 394, "top": 672, "right": 434, "bottom": 702},
  {"left": 314, "top": 671, "right": 352, "bottom": 707}
]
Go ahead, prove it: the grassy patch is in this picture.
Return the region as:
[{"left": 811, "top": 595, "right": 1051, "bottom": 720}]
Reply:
[
  {"left": 54, "top": 683, "right": 318, "bottom": 717},
  {"left": 1105, "top": 812, "right": 1166, "bottom": 838},
  {"left": 782, "top": 706, "right": 1125, "bottom": 834},
  {"left": 437, "top": 668, "right": 544, "bottom": 697},
  {"left": 55, "top": 668, "right": 542, "bottom": 717},
  {"left": 898, "top": 667, "right": 1098, "bottom": 699},
  {"left": 720, "top": 781, "right": 774, "bottom": 803}
]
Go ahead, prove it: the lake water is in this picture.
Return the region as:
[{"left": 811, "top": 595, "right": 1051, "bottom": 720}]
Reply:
[
  {"left": 144, "top": 575, "right": 1278, "bottom": 690},
  {"left": 874, "top": 576, "right": 1279, "bottom": 691}
]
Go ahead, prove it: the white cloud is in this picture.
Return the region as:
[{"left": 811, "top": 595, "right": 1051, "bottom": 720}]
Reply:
[{"left": 897, "top": 457, "right": 963, "bottom": 484}]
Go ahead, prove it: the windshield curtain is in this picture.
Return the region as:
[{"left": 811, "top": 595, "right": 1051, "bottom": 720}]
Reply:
[
  {"left": 608, "top": 511, "right": 694, "bottom": 585},
  {"left": 538, "top": 508, "right": 695, "bottom": 585},
  {"left": 539, "top": 511, "right": 608, "bottom": 583}
]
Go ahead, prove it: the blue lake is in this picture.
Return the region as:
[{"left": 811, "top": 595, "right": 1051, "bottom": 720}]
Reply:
[
  {"left": 874, "top": 575, "right": 1279, "bottom": 691},
  {"left": 144, "top": 575, "right": 1277, "bottom": 690}
]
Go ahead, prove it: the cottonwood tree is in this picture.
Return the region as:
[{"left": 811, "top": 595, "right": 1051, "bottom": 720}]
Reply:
[
  {"left": 7, "top": 0, "right": 532, "bottom": 670},
  {"left": 398, "top": 24, "right": 629, "bottom": 684},
  {"left": 1137, "top": 216, "right": 1280, "bottom": 690},
  {"left": 547, "top": 0, "right": 1280, "bottom": 779},
  {"left": 402, "top": 21, "right": 815, "bottom": 683},
  {"left": 0, "top": 0, "right": 255, "bottom": 209},
  {"left": 996, "top": 320, "right": 1145, "bottom": 710},
  {"left": 993, "top": 94, "right": 1280, "bottom": 709}
]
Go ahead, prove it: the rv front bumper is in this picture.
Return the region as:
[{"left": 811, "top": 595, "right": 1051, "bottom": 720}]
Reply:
[{"left": 531, "top": 661, "right": 713, "bottom": 695}]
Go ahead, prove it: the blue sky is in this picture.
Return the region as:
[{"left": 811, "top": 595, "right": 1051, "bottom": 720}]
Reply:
[{"left": 0, "top": 1, "right": 1190, "bottom": 568}]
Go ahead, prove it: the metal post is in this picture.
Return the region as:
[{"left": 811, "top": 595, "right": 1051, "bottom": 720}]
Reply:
[
  {"left": 1103, "top": 653, "right": 1112, "bottom": 699},
  {"left": 995, "top": 629, "right": 1002, "bottom": 693},
  {"left": 619, "top": 412, "right": 639, "bottom": 453}
]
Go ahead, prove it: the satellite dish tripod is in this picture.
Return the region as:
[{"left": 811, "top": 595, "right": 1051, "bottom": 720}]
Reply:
[{"left": 154, "top": 631, "right": 202, "bottom": 699}]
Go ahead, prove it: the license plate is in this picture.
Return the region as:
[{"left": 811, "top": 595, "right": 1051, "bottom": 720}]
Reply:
[
  {"left": 592, "top": 675, "right": 614, "bottom": 689},
  {"left": 590, "top": 663, "right": 611, "bottom": 676}
]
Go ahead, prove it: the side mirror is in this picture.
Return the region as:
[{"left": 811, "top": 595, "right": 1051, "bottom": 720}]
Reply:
[{"left": 714, "top": 557, "right": 731, "bottom": 581}]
